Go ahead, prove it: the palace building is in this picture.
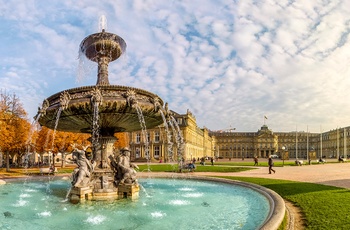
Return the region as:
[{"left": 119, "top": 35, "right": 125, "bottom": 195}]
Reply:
[{"left": 128, "top": 110, "right": 350, "bottom": 162}]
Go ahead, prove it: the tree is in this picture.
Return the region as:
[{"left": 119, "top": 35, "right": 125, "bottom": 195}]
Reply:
[
  {"left": 0, "top": 91, "right": 30, "bottom": 171},
  {"left": 53, "top": 131, "right": 90, "bottom": 167},
  {"left": 114, "top": 132, "right": 129, "bottom": 150}
]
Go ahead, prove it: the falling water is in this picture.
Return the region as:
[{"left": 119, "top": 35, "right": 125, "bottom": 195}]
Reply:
[
  {"left": 50, "top": 108, "right": 63, "bottom": 151},
  {"left": 159, "top": 110, "right": 174, "bottom": 162},
  {"left": 63, "top": 187, "right": 72, "bottom": 202},
  {"left": 48, "top": 108, "right": 63, "bottom": 166},
  {"left": 170, "top": 116, "right": 185, "bottom": 161},
  {"left": 135, "top": 105, "right": 150, "bottom": 163},
  {"left": 43, "top": 129, "right": 52, "bottom": 155},
  {"left": 26, "top": 113, "right": 41, "bottom": 147},
  {"left": 77, "top": 50, "right": 95, "bottom": 83},
  {"left": 167, "top": 118, "right": 182, "bottom": 166},
  {"left": 91, "top": 102, "right": 100, "bottom": 154},
  {"left": 24, "top": 113, "right": 42, "bottom": 169}
]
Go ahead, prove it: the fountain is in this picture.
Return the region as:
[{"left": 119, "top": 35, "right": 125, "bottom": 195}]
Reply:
[{"left": 36, "top": 16, "right": 165, "bottom": 203}]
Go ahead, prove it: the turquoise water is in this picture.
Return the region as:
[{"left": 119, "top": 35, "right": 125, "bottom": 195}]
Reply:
[{"left": 0, "top": 178, "right": 269, "bottom": 230}]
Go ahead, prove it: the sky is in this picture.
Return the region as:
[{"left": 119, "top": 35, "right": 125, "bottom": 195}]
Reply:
[{"left": 1, "top": 0, "right": 350, "bottom": 133}]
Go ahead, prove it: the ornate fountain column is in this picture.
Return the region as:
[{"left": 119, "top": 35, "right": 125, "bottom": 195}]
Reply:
[
  {"left": 97, "top": 56, "right": 111, "bottom": 85},
  {"left": 90, "top": 136, "right": 119, "bottom": 200}
]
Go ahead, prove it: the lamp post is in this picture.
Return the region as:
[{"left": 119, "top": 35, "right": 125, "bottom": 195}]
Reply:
[{"left": 282, "top": 146, "right": 286, "bottom": 166}]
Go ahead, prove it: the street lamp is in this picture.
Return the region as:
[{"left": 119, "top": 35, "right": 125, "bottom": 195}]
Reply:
[{"left": 282, "top": 146, "right": 286, "bottom": 166}]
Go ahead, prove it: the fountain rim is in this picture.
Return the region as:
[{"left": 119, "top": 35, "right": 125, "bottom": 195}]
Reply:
[
  {"left": 79, "top": 31, "right": 127, "bottom": 52},
  {"left": 44, "top": 84, "right": 164, "bottom": 104},
  {"left": 2, "top": 174, "right": 285, "bottom": 230}
]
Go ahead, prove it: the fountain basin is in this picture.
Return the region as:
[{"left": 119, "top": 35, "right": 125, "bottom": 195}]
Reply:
[
  {"left": 0, "top": 176, "right": 284, "bottom": 230},
  {"left": 38, "top": 85, "right": 164, "bottom": 134},
  {"left": 80, "top": 31, "right": 126, "bottom": 62}
]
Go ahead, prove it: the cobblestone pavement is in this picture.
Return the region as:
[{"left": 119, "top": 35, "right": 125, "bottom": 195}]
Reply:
[{"left": 194, "top": 163, "right": 350, "bottom": 189}]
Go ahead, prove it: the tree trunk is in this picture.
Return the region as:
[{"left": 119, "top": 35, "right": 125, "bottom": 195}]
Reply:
[
  {"left": 61, "top": 152, "right": 66, "bottom": 168},
  {"left": 6, "top": 151, "right": 10, "bottom": 172}
]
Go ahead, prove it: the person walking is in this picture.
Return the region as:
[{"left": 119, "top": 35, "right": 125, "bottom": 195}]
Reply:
[
  {"left": 268, "top": 155, "right": 275, "bottom": 174},
  {"left": 254, "top": 156, "right": 258, "bottom": 166}
]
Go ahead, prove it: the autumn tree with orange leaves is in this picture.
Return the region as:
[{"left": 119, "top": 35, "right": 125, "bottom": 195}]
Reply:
[
  {"left": 114, "top": 132, "right": 129, "bottom": 151},
  {"left": 35, "top": 126, "right": 90, "bottom": 167},
  {"left": 0, "top": 91, "right": 30, "bottom": 171},
  {"left": 52, "top": 131, "right": 90, "bottom": 167}
]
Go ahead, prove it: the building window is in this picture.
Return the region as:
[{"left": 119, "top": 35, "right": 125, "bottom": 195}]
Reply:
[
  {"left": 155, "top": 132, "right": 160, "bottom": 143},
  {"left": 136, "top": 133, "right": 141, "bottom": 143},
  {"left": 177, "top": 118, "right": 183, "bottom": 124},
  {"left": 135, "top": 148, "right": 140, "bottom": 158},
  {"left": 154, "top": 146, "right": 160, "bottom": 158},
  {"left": 147, "top": 132, "right": 150, "bottom": 142},
  {"left": 145, "top": 147, "right": 150, "bottom": 159}
]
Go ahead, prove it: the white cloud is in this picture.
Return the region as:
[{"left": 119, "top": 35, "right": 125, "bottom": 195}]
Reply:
[{"left": 1, "top": 0, "right": 350, "bottom": 133}]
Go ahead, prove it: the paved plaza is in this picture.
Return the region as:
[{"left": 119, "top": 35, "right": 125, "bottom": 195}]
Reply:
[{"left": 194, "top": 162, "right": 350, "bottom": 189}]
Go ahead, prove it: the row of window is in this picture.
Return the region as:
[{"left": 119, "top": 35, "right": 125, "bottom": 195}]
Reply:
[
  {"left": 134, "top": 146, "right": 161, "bottom": 158},
  {"left": 134, "top": 132, "right": 160, "bottom": 143}
]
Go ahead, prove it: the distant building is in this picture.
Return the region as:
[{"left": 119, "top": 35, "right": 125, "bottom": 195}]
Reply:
[
  {"left": 211, "top": 125, "right": 320, "bottom": 159},
  {"left": 128, "top": 109, "right": 213, "bottom": 162},
  {"left": 128, "top": 110, "right": 350, "bottom": 161}
]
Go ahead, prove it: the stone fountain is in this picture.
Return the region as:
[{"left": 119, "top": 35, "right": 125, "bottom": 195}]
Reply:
[{"left": 37, "top": 17, "right": 165, "bottom": 203}]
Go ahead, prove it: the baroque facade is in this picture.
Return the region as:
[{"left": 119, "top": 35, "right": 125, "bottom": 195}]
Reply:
[
  {"left": 128, "top": 109, "right": 213, "bottom": 162},
  {"left": 128, "top": 110, "right": 350, "bottom": 161}
]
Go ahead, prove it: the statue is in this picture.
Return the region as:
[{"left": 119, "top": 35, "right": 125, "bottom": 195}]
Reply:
[
  {"left": 71, "top": 149, "right": 95, "bottom": 187},
  {"left": 110, "top": 147, "right": 139, "bottom": 185}
]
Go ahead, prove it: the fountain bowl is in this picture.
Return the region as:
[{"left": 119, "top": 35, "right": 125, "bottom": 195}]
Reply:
[
  {"left": 80, "top": 31, "right": 126, "bottom": 62},
  {"left": 38, "top": 85, "right": 164, "bottom": 135}
]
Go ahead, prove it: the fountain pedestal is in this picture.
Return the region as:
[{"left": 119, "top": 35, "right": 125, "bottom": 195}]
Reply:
[
  {"left": 69, "top": 186, "right": 93, "bottom": 204},
  {"left": 118, "top": 184, "right": 140, "bottom": 200},
  {"left": 68, "top": 136, "right": 140, "bottom": 202},
  {"left": 68, "top": 183, "right": 139, "bottom": 203}
]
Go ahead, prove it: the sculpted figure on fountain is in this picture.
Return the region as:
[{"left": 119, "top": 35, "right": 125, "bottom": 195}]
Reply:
[
  {"left": 110, "top": 147, "right": 139, "bottom": 185},
  {"left": 71, "top": 149, "right": 96, "bottom": 188}
]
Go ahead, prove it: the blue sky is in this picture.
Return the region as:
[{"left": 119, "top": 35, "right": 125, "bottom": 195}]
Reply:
[{"left": 1, "top": 0, "right": 350, "bottom": 133}]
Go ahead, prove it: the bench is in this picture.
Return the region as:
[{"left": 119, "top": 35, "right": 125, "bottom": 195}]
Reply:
[
  {"left": 40, "top": 167, "right": 57, "bottom": 175},
  {"left": 339, "top": 158, "right": 347, "bottom": 163},
  {"left": 317, "top": 159, "right": 326, "bottom": 164}
]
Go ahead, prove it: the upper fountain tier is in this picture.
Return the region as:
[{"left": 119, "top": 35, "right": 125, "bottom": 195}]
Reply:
[
  {"left": 80, "top": 30, "right": 126, "bottom": 85},
  {"left": 80, "top": 30, "right": 126, "bottom": 63},
  {"left": 37, "top": 27, "right": 165, "bottom": 135}
]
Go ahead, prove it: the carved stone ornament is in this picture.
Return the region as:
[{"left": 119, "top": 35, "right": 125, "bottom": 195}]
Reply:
[
  {"left": 39, "top": 99, "right": 50, "bottom": 115},
  {"left": 90, "top": 87, "right": 103, "bottom": 106},
  {"left": 59, "top": 91, "right": 71, "bottom": 110},
  {"left": 123, "top": 89, "right": 137, "bottom": 107}
]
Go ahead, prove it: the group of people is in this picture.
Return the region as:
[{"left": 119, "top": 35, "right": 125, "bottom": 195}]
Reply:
[{"left": 253, "top": 155, "right": 275, "bottom": 174}]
